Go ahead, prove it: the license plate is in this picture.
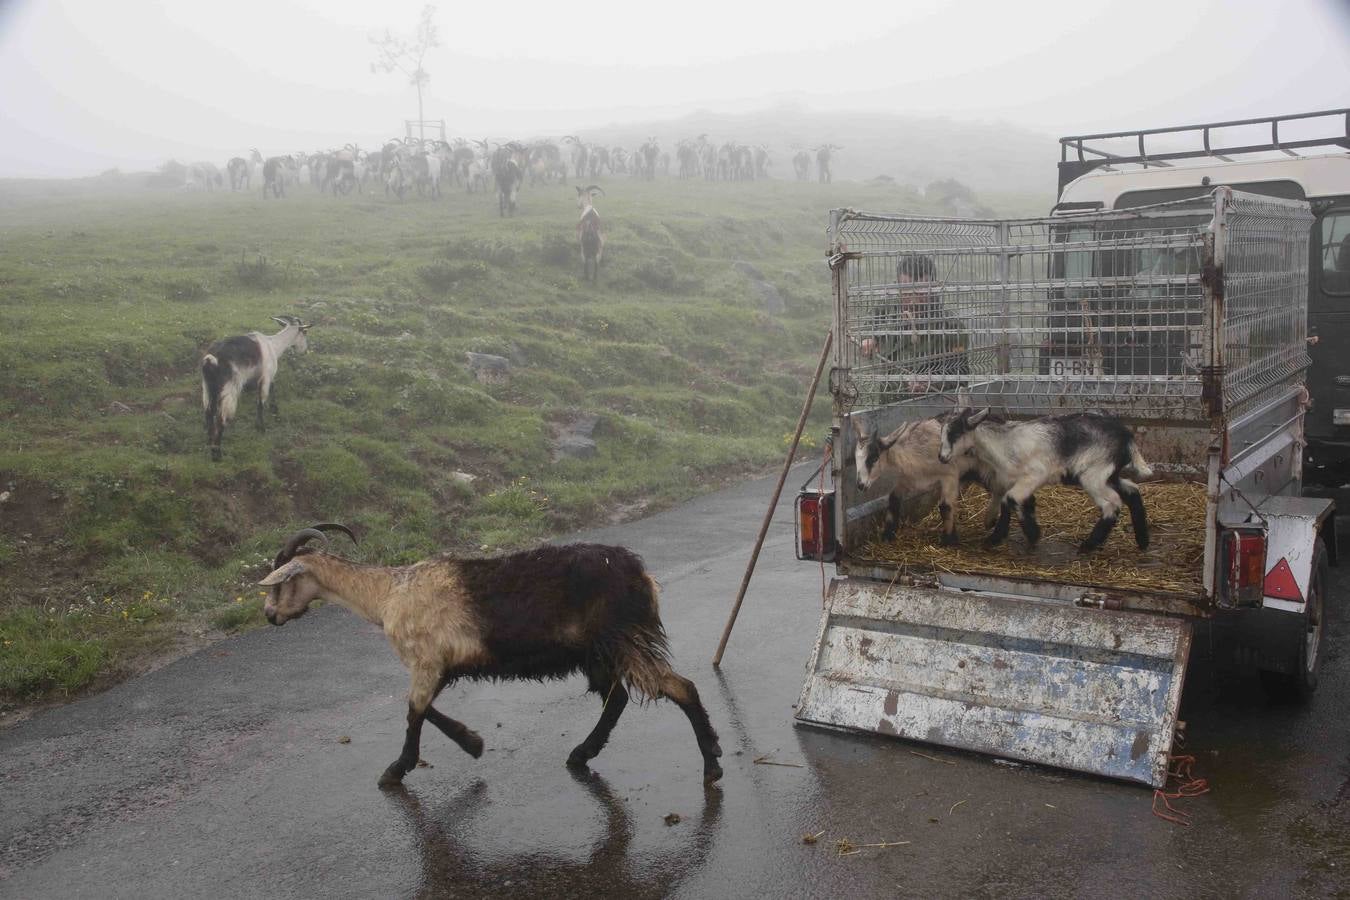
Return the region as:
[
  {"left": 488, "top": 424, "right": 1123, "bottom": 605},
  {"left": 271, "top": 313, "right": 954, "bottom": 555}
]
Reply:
[{"left": 1048, "top": 357, "right": 1102, "bottom": 377}]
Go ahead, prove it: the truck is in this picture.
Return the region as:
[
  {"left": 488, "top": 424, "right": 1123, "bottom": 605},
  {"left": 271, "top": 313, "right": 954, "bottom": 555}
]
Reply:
[{"left": 792, "top": 110, "right": 1348, "bottom": 787}]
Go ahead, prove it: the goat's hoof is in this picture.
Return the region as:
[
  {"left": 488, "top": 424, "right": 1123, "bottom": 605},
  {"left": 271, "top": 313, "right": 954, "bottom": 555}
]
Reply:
[
  {"left": 940, "top": 532, "right": 959, "bottom": 547},
  {"left": 377, "top": 764, "right": 408, "bottom": 788},
  {"left": 462, "top": 731, "right": 484, "bottom": 759},
  {"left": 1078, "top": 542, "right": 1101, "bottom": 554},
  {"left": 703, "top": 761, "right": 724, "bottom": 785},
  {"left": 565, "top": 747, "right": 592, "bottom": 769}
]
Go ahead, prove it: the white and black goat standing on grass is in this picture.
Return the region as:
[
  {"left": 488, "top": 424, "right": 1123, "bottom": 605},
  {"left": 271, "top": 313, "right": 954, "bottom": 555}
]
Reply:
[
  {"left": 938, "top": 409, "right": 1153, "bottom": 552},
  {"left": 201, "top": 316, "right": 311, "bottom": 461},
  {"left": 853, "top": 416, "right": 1005, "bottom": 546},
  {"left": 258, "top": 526, "right": 725, "bottom": 788},
  {"left": 577, "top": 185, "right": 605, "bottom": 282}
]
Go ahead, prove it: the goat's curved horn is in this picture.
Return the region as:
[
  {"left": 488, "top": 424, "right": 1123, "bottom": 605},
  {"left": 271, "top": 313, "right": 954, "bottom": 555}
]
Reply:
[
  {"left": 271, "top": 316, "right": 291, "bottom": 327},
  {"left": 275, "top": 528, "right": 328, "bottom": 568},
  {"left": 309, "top": 522, "right": 358, "bottom": 544},
  {"left": 273, "top": 523, "right": 356, "bottom": 569},
  {"left": 584, "top": 185, "right": 604, "bottom": 195}
]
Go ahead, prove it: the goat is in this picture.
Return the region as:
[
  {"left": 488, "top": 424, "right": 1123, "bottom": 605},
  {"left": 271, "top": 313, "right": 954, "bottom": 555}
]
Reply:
[
  {"left": 258, "top": 526, "right": 725, "bottom": 788},
  {"left": 792, "top": 150, "right": 811, "bottom": 182},
  {"left": 577, "top": 185, "right": 605, "bottom": 282},
  {"left": 200, "top": 315, "right": 310, "bottom": 461},
  {"left": 853, "top": 416, "right": 1003, "bottom": 545},
  {"left": 938, "top": 408, "right": 1153, "bottom": 552},
  {"left": 384, "top": 159, "right": 407, "bottom": 200},
  {"left": 492, "top": 142, "right": 526, "bottom": 216},
  {"left": 226, "top": 157, "right": 250, "bottom": 191},
  {"left": 815, "top": 144, "right": 839, "bottom": 184},
  {"left": 262, "top": 156, "right": 288, "bottom": 198}
]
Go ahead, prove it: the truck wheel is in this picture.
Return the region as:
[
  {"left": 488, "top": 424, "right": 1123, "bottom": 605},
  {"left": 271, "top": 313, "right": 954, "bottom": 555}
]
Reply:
[{"left": 1260, "top": 537, "right": 1328, "bottom": 702}]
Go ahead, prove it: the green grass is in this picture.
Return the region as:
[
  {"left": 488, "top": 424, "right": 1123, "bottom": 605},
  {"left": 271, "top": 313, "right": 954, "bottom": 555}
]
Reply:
[{"left": 0, "top": 174, "right": 1045, "bottom": 707}]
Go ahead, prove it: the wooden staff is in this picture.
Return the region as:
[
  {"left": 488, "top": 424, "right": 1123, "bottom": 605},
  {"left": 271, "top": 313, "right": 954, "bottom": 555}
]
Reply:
[{"left": 713, "top": 329, "right": 833, "bottom": 667}]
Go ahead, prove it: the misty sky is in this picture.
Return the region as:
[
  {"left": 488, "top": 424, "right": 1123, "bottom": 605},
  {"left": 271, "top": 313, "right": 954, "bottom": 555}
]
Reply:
[{"left": 1, "top": 0, "right": 1347, "bottom": 177}]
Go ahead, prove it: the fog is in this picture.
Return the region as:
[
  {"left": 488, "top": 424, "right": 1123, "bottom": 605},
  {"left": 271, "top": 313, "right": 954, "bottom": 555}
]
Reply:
[{"left": 1, "top": 0, "right": 1347, "bottom": 178}]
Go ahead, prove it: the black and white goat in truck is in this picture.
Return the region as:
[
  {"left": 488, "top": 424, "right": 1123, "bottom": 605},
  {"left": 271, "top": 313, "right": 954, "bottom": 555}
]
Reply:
[{"left": 201, "top": 315, "right": 311, "bottom": 461}]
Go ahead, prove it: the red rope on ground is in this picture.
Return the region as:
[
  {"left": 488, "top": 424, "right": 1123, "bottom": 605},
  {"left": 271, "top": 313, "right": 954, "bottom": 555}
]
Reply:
[{"left": 1151, "top": 754, "right": 1210, "bottom": 826}]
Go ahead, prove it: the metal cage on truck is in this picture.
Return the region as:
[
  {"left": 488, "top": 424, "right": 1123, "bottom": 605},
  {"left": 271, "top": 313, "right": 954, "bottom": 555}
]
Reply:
[{"left": 795, "top": 188, "right": 1330, "bottom": 786}]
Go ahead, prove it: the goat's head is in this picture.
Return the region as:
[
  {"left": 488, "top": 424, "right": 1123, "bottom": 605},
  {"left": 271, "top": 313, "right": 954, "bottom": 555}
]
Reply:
[
  {"left": 852, "top": 417, "right": 899, "bottom": 492},
  {"left": 576, "top": 185, "right": 604, "bottom": 209},
  {"left": 937, "top": 407, "right": 989, "bottom": 464},
  {"left": 259, "top": 523, "right": 357, "bottom": 625},
  {"left": 271, "top": 315, "right": 313, "bottom": 353}
]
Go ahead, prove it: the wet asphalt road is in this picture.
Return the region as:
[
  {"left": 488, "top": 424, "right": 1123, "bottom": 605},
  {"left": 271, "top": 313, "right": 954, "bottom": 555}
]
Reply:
[{"left": 2, "top": 471, "right": 1348, "bottom": 899}]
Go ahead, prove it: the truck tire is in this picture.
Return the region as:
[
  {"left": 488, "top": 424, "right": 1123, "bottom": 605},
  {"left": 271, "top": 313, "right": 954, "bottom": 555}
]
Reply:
[{"left": 1260, "top": 537, "right": 1328, "bottom": 702}]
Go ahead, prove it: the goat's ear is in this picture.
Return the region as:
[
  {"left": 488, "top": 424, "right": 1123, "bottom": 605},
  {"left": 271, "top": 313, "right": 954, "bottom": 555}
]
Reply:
[
  {"left": 851, "top": 416, "right": 867, "bottom": 438},
  {"left": 258, "top": 559, "right": 307, "bottom": 586},
  {"left": 969, "top": 408, "right": 990, "bottom": 426},
  {"left": 299, "top": 323, "right": 313, "bottom": 332}
]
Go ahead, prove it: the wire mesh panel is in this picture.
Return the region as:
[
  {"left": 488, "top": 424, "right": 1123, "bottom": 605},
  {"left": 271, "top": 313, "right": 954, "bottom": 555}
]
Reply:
[
  {"left": 1219, "top": 193, "right": 1314, "bottom": 418},
  {"left": 829, "top": 190, "right": 1310, "bottom": 424}
]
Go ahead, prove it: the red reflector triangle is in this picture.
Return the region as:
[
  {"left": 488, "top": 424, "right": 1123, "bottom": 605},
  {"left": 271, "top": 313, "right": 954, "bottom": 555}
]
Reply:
[{"left": 1264, "top": 557, "right": 1303, "bottom": 602}]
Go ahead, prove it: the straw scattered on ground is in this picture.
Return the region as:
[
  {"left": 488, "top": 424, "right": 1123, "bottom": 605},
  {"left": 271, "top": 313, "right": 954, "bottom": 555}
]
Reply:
[{"left": 859, "top": 482, "right": 1207, "bottom": 596}]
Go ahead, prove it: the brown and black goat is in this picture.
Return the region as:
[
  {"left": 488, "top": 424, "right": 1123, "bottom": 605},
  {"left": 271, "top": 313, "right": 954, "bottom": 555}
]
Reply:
[
  {"left": 576, "top": 185, "right": 605, "bottom": 282},
  {"left": 259, "top": 526, "right": 724, "bottom": 788}
]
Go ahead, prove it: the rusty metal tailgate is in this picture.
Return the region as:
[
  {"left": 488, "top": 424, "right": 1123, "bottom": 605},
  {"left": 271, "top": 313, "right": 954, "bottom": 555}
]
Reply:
[{"left": 795, "top": 579, "right": 1192, "bottom": 787}]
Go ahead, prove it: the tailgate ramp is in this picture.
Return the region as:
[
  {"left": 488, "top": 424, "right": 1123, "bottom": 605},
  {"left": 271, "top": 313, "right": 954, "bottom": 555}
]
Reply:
[{"left": 795, "top": 580, "right": 1192, "bottom": 787}]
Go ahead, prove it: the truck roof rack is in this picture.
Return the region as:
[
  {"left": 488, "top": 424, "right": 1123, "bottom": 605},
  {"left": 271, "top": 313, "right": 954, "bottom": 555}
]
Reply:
[{"left": 1058, "top": 108, "right": 1350, "bottom": 193}]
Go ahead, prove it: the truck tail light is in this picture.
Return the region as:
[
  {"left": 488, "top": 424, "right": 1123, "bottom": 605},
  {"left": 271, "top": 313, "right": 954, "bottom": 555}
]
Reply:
[
  {"left": 1222, "top": 528, "right": 1266, "bottom": 608},
  {"left": 796, "top": 490, "right": 837, "bottom": 562}
]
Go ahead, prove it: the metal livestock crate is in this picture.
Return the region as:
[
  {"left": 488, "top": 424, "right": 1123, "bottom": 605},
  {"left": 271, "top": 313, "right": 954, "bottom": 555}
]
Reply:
[{"left": 827, "top": 189, "right": 1313, "bottom": 425}]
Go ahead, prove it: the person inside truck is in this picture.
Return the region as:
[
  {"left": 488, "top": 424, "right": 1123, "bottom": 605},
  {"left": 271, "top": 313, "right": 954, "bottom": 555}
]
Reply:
[{"left": 859, "top": 253, "right": 970, "bottom": 397}]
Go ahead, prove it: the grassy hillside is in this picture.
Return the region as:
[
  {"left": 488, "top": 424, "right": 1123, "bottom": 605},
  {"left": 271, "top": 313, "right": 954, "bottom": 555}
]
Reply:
[{"left": 0, "top": 174, "right": 1044, "bottom": 709}]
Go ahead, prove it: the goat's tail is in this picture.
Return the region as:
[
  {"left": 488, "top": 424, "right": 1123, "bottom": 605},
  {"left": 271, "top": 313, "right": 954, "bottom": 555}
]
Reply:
[
  {"left": 201, "top": 354, "right": 220, "bottom": 417},
  {"left": 1127, "top": 440, "right": 1154, "bottom": 480},
  {"left": 606, "top": 568, "right": 674, "bottom": 702}
]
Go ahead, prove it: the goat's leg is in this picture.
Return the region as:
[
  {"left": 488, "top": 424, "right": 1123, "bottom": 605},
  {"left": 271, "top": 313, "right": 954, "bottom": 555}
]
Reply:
[
  {"left": 987, "top": 477, "right": 1039, "bottom": 548},
  {"left": 423, "top": 706, "right": 484, "bottom": 758},
  {"left": 658, "top": 671, "right": 723, "bottom": 785},
  {"left": 255, "top": 380, "right": 267, "bottom": 432},
  {"left": 882, "top": 493, "right": 902, "bottom": 541},
  {"left": 379, "top": 670, "right": 438, "bottom": 787},
  {"left": 1115, "top": 476, "right": 1150, "bottom": 550},
  {"left": 1019, "top": 494, "right": 1042, "bottom": 546},
  {"left": 567, "top": 680, "right": 630, "bottom": 769},
  {"left": 267, "top": 377, "right": 279, "bottom": 416},
  {"left": 1080, "top": 473, "right": 1123, "bottom": 552},
  {"left": 938, "top": 479, "right": 961, "bottom": 546}
]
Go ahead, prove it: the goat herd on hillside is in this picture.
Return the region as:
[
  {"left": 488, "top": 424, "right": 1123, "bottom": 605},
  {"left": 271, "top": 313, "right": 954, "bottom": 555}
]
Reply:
[{"left": 182, "top": 135, "right": 842, "bottom": 213}]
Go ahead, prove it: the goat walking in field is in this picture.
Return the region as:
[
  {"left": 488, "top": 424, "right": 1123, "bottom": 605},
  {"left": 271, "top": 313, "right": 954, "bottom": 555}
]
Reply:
[
  {"left": 258, "top": 526, "right": 725, "bottom": 788},
  {"left": 577, "top": 185, "right": 605, "bottom": 282},
  {"left": 938, "top": 408, "right": 1152, "bottom": 552},
  {"left": 201, "top": 316, "right": 310, "bottom": 461}
]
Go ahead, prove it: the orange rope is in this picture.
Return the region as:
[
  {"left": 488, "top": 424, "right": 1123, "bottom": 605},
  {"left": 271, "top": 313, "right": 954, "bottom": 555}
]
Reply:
[{"left": 1151, "top": 754, "right": 1210, "bottom": 826}]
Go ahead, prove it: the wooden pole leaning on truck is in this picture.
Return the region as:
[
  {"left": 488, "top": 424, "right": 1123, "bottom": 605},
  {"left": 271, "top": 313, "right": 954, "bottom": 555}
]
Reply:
[{"left": 713, "top": 329, "right": 833, "bottom": 667}]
